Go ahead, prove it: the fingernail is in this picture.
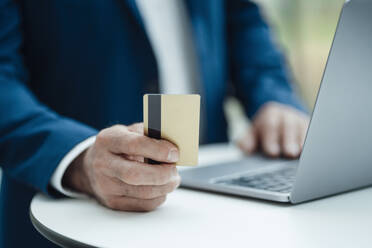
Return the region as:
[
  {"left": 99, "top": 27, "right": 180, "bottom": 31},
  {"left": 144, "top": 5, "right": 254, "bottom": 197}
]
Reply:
[
  {"left": 287, "top": 143, "right": 300, "bottom": 156},
  {"left": 167, "top": 148, "right": 179, "bottom": 162},
  {"left": 268, "top": 143, "right": 280, "bottom": 155}
]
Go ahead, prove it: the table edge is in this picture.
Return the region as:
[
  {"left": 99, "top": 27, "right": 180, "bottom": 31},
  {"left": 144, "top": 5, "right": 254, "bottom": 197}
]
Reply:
[{"left": 30, "top": 209, "right": 99, "bottom": 248}]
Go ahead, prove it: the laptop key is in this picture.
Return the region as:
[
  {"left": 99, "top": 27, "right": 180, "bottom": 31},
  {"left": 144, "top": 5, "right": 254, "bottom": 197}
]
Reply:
[{"left": 215, "top": 166, "right": 297, "bottom": 193}]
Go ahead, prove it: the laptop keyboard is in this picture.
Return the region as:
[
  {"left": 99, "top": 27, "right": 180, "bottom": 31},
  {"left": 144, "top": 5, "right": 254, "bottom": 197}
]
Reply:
[{"left": 214, "top": 166, "right": 297, "bottom": 193}]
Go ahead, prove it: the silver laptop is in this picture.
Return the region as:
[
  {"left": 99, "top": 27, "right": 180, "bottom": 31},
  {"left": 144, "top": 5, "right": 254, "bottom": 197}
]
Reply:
[{"left": 180, "top": 0, "right": 372, "bottom": 204}]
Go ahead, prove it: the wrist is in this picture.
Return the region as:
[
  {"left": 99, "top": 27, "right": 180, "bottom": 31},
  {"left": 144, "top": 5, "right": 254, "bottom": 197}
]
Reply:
[{"left": 62, "top": 147, "right": 93, "bottom": 196}]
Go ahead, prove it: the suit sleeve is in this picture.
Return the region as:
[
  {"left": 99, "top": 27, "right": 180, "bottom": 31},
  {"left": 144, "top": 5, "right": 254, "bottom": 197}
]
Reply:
[
  {"left": 0, "top": 0, "right": 97, "bottom": 195},
  {"left": 227, "top": 0, "right": 307, "bottom": 118}
]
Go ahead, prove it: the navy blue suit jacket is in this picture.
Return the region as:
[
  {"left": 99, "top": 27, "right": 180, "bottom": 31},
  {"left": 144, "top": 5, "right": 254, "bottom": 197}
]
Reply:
[{"left": 0, "top": 0, "right": 304, "bottom": 247}]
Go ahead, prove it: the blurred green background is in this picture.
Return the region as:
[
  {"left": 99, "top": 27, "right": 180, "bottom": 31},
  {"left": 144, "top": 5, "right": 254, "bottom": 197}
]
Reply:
[{"left": 256, "top": 0, "right": 345, "bottom": 109}]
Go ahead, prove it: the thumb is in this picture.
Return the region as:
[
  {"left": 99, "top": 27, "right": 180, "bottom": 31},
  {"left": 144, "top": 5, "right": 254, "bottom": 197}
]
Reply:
[{"left": 237, "top": 127, "right": 257, "bottom": 155}]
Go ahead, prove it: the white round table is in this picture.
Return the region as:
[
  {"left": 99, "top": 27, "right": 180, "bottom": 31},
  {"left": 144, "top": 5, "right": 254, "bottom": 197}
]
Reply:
[{"left": 30, "top": 143, "right": 372, "bottom": 248}]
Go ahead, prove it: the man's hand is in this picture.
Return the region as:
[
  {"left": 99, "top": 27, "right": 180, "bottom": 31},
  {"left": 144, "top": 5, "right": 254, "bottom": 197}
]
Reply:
[
  {"left": 238, "top": 102, "right": 310, "bottom": 158},
  {"left": 63, "top": 123, "right": 181, "bottom": 212}
]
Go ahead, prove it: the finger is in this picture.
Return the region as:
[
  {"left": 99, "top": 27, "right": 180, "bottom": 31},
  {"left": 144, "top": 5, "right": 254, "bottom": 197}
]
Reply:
[
  {"left": 298, "top": 121, "right": 308, "bottom": 150},
  {"left": 128, "top": 123, "right": 144, "bottom": 135},
  {"left": 103, "top": 157, "right": 179, "bottom": 186},
  {"left": 103, "top": 195, "right": 167, "bottom": 212},
  {"left": 281, "top": 117, "right": 301, "bottom": 158},
  {"left": 97, "top": 125, "right": 179, "bottom": 163},
  {"left": 256, "top": 116, "right": 281, "bottom": 157},
  {"left": 108, "top": 175, "right": 181, "bottom": 199},
  {"left": 237, "top": 128, "right": 257, "bottom": 154}
]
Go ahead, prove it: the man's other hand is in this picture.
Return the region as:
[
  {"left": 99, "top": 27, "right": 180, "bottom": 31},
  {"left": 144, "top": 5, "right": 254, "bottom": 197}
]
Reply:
[
  {"left": 63, "top": 123, "right": 181, "bottom": 212},
  {"left": 238, "top": 102, "right": 310, "bottom": 158}
]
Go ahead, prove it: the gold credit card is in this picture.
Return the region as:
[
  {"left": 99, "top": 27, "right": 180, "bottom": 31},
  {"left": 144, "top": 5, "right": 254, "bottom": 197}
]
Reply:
[{"left": 144, "top": 94, "right": 200, "bottom": 166}]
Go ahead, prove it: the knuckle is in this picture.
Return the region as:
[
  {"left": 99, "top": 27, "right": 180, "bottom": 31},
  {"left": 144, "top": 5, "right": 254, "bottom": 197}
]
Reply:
[
  {"left": 96, "top": 129, "right": 109, "bottom": 145},
  {"left": 263, "top": 116, "right": 278, "bottom": 130},
  {"left": 130, "top": 123, "right": 144, "bottom": 134},
  {"left": 111, "top": 124, "right": 124, "bottom": 132},
  {"left": 97, "top": 125, "right": 122, "bottom": 142},
  {"left": 127, "top": 135, "right": 141, "bottom": 154},
  {"left": 97, "top": 125, "right": 128, "bottom": 145}
]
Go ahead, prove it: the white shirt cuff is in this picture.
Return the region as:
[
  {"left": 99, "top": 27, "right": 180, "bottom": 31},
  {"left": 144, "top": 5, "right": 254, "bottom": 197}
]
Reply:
[{"left": 50, "top": 136, "right": 96, "bottom": 198}]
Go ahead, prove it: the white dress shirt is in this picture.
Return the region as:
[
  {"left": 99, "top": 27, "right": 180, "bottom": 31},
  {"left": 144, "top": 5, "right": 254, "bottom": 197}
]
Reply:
[{"left": 50, "top": 0, "right": 200, "bottom": 196}]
